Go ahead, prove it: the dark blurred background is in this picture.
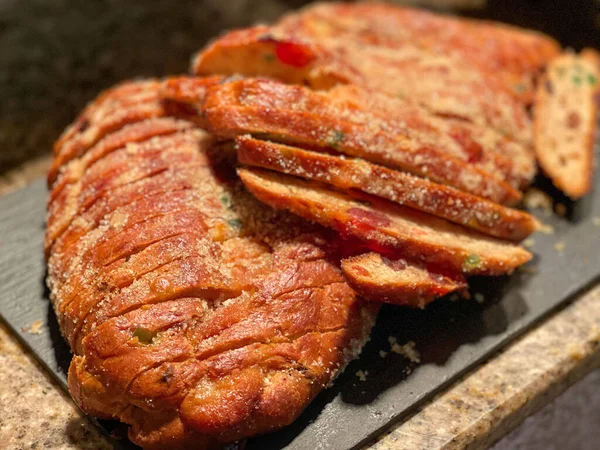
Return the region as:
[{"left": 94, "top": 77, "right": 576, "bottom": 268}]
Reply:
[{"left": 1, "top": 0, "right": 599, "bottom": 175}]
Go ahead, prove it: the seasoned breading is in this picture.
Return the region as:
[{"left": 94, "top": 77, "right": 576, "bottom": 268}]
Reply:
[{"left": 46, "top": 80, "right": 378, "bottom": 449}]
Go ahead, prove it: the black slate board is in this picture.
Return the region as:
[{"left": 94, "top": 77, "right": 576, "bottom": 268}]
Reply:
[{"left": 0, "top": 175, "right": 599, "bottom": 450}]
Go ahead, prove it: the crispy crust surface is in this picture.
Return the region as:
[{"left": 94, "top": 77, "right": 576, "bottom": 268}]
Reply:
[
  {"left": 192, "top": 3, "right": 550, "bottom": 144},
  {"left": 46, "top": 80, "right": 378, "bottom": 449}
]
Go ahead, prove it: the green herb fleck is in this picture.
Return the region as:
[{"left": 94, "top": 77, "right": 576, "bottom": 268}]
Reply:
[
  {"left": 513, "top": 83, "right": 526, "bottom": 93},
  {"left": 228, "top": 218, "right": 242, "bottom": 229},
  {"left": 462, "top": 254, "right": 481, "bottom": 272},
  {"left": 573, "top": 75, "right": 582, "bottom": 86},
  {"left": 220, "top": 193, "right": 232, "bottom": 209},
  {"left": 264, "top": 53, "right": 276, "bottom": 62},
  {"left": 133, "top": 327, "right": 156, "bottom": 345},
  {"left": 327, "top": 130, "right": 345, "bottom": 149},
  {"left": 588, "top": 74, "right": 597, "bottom": 85}
]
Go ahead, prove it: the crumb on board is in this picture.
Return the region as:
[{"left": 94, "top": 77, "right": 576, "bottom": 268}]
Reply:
[
  {"left": 21, "top": 320, "right": 44, "bottom": 334},
  {"left": 474, "top": 292, "right": 485, "bottom": 304},
  {"left": 523, "top": 238, "right": 535, "bottom": 248},
  {"left": 537, "top": 222, "right": 555, "bottom": 235},
  {"left": 355, "top": 370, "right": 368, "bottom": 381},
  {"left": 593, "top": 216, "right": 600, "bottom": 227},
  {"left": 523, "top": 188, "right": 553, "bottom": 214},
  {"left": 554, "top": 241, "right": 566, "bottom": 253},
  {"left": 555, "top": 203, "right": 567, "bottom": 217},
  {"left": 390, "top": 339, "right": 421, "bottom": 363}
]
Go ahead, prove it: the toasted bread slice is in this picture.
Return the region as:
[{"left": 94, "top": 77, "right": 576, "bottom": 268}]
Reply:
[
  {"left": 341, "top": 252, "right": 467, "bottom": 307},
  {"left": 534, "top": 49, "right": 600, "bottom": 198},
  {"left": 238, "top": 168, "right": 532, "bottom": 275},
  {"left": 198, "top": 78, "right": 521, "bottom": 204},
  {"left": 193, "top": 24, "right": 533, "bottom": 145},
  {"left": 237, "top": 137, "right": 537, "bottom": 241},
  {"left": 276, "top": 3, "right": 560, "bottom": 102}
]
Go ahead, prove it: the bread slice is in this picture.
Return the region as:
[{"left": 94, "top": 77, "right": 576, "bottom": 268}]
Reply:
[
  {"left": 47, "top": 79, "right": 379, "bottom": 448},
  {"left": 274, "top": 2, "right": 559, "bottom": 102},
  {"left": 236, "top": 136, "right": 537, "bottom": 241},
  {"left": 341, "top": 252, "right": 467, "bottom": 307},
  {"left": 161, "top": 76, "right": 536, "bottom": 190},
  {"left": 534, "top": 49, "right": 600, "bottom": 198},
  {"left": 199, "top": 78, "right": 521, "bottom": 204},
  {"left": 238, "top": 168, "right": 532, "bottom": 275},
  {"left": 193, "top": 20, "right": 534, "bottom": 145}
]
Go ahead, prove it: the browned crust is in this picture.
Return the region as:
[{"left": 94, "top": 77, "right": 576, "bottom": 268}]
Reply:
[
  {"left": 239, "top": 168, "right": 532, "bottom": 276},
  {"left": 534, "top": 49, "right": 600, "bottom": 198},
  {"left": 278, "top": 2, "right": 560, "bottom": 100},
  {"left": 236, "top": 136, "right": 537, "bottom": 241},
  {"left": 192, "top": 14, "right": 536, "bottom": 144},
  {"left": 341, "top": 252, "right": 467, "bottom": 307},
  {"left": 199, "top": 78, "right": 522, "bottom": 204},
  {"left": 47, "top": 80, "right": 379, "bottom": 449}
]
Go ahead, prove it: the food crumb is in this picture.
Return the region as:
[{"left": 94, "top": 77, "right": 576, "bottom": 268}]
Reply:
[
  {"left": 379, "top": 350, "right": 388, "bottom": 358},
  {"left": 523, "top": 238, "right": 535, "bottom": 248},
  {"left": 22, "top": 320, "right": 44, "bottom": 335},
  {"left": 474, "top": 292, "right": 485, "bottom": 304},
  {"left": 555, "top": 203, "right": 567, "bottom": 217},
  {"left": 592, "top": 216, "right": 600, "bottom": 227},
  {"left": 537, "top": 223, "right": 555, "bottom": 235},
  {"left": 554, "top": 241, "right": 565, "bottom": 253},
  {"left": 523, "top": 188, "right": 553, "bottom": 214},
  {"left": 355, "top": 370, "right": 368, "bottom": 381},
  {"left": 391, "top": 340, "right": 421, "bottom": 363}
]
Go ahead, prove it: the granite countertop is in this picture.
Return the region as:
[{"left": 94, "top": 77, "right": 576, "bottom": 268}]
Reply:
[{"left": 1, "top": 156, "right": 599, "bottom": 449}]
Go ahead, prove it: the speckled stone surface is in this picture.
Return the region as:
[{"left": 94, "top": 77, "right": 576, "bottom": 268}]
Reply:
[{"left": 0, "top": 323, "right": 112, "bottom": 450}]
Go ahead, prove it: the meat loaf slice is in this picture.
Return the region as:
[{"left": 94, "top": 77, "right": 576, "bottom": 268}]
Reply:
[
  {"left": 193, "top": 17, "right": 534, "bottom": 144},
  {"left": 236, "top": 137, "right": 537, "bottom": 241},
  {"left": 341, "top": 252, "right": 467, "bottom": 307},
  {"left": 534, "top": 49, "right": 600, "bottom": 198},
  {"left": 196, "top": 78, "right": 522, "bottom": 204},
  {"left": 238, "top": 168, "right": 532, "bottom": 276},
  {"left": 47, "top": 80, "right": 378, "bottom": 449}
]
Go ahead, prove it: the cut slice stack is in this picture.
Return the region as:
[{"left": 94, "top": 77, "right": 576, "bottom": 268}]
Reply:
[{"left": 160, "top": 76, "right": 536, "bottom": 308}]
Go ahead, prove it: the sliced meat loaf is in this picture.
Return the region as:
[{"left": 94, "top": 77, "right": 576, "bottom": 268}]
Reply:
[
  {"left": 534, "top": 49, "right": 600, "bottom": 198},
  {"left": 46, "top": 80, "right": 379, "bottom": 450},
  {"left": 238, "top": 168, "right": 532, "bottom": 276},
  {"left": 236, "top": 136, "right": 537, "bottom": 241}
]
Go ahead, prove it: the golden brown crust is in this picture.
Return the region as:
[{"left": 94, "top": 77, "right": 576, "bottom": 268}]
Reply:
[
  {"left": 239, "top": 168, "right": 532, "bottom": 276},
  {"left": 47, "top": 80, "right": 379, "bottom": 449},
  {"left": 236, "top": 136, "right": 537, "bottom": 241},
  {"left": 341, "top": 252, "right": 467, "bottom": 307},
  {"left": 191, "top": 77, "right": 523, "bottom": 204},
  {"left": 534, "top": 49, "right": 600, "bottom": 198},
  {"left": 192, "top": 4, "right": 542, "bottom": 144}
]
